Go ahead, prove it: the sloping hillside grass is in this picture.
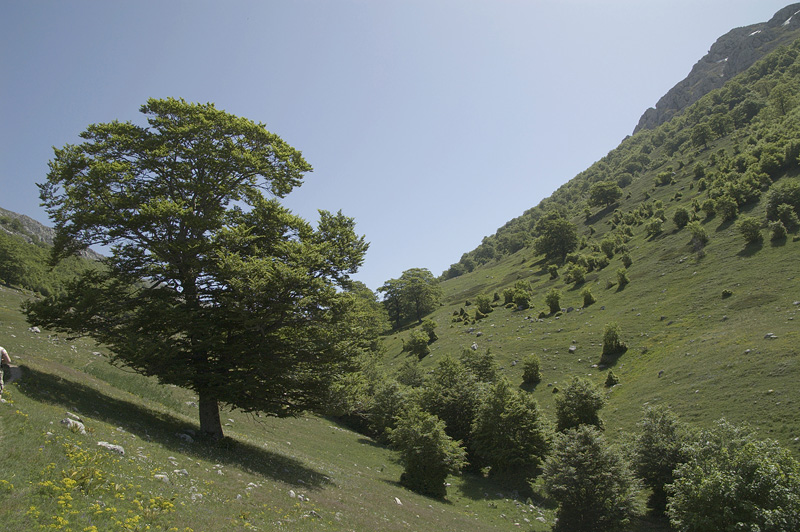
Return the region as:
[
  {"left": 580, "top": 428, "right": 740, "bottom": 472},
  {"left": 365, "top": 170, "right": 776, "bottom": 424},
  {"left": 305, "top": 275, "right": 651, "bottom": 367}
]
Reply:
[
  {"left": 0, "top": 285, "right": 575, "bottom": 531},
  {"left": 383, "top": 39, "right": 800, "bottom": 456}
]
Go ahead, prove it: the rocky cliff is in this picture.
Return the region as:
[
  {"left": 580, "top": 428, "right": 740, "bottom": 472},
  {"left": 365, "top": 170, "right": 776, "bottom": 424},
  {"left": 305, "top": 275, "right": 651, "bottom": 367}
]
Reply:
[{"left": 633, "top": 3, "right": 800, "bottom": 133}]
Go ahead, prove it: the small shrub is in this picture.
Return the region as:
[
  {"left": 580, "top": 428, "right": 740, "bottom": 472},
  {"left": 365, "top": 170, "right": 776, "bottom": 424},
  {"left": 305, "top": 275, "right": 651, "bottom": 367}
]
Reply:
[
  {"left": 646, "top": 218, "right": 663, "bottom": 237},
  {"left": 513, "top": 290, "right": 531, "bottom": 310},
  {"left": 775, "top": 203, "right": 800, "bottom": 230},
  {"left": 687, "top": 221, "right": 709, "bottom": 250},
  {"left": 475, "top": 294, "right": 493, "bottom": 315},
  {"left": 405, "top": 330, "right": 431, "bottom": 359},
  {"left": 616, "top": 268, "right": 629, "bottom": 288},
  {"left": 621, "top": 253, "right": 632, "bottom": 268},
  {"left": 581, "top": 287, "right": 596, "bottom": 307},
  {"left": 601, "top": 322, "right": 627, "bottom": 360},
  {"left": 770, "top": 220, "right": 788, "bottom": 241},
  {"left": 716, "top": 195, "right": 739, "bottom": 222},
  {"left": 605, "top": 370, "right": 619, "bottom": 387},
  {"left": 522, "top": 354, "right": 542, "bottom": 385},
  {"left": 736, "top": 216, "right": 762, "bottom": 244},
  {"left": 565, "top": 263, "right": 586, "bottom": 285},
  {"left": 421, "top": 318, "right": 438, "bottom": 343},
  {"left": 548, "top": 264, "right": 559, "bottom": 279},
  {"left": 545, "top": 288, "right": 561, "bottom": 314},
  {"left": 673, "top": 207, "right": 690, "bottom": 229},
  {"left": 721, "top": 289, "right": 733, "bottom": 299}
]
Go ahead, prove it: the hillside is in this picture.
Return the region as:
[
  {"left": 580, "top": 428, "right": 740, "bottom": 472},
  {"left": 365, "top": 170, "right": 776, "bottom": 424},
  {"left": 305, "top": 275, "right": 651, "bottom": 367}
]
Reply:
[{"left": 395, "top": 14, "right": 800, "bottom": 456}]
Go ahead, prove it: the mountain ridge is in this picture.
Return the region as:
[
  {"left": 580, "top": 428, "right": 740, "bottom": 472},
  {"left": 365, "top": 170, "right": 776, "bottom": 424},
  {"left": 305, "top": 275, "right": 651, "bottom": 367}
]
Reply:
[{"left": 633, "top": 2, "right": 800, "bottom": 133}]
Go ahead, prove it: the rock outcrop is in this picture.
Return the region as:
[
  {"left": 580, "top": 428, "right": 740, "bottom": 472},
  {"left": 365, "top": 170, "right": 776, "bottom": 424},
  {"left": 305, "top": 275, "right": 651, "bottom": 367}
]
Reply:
[{"left": 634, "top": 3, "right": 800, "bottom": 133}]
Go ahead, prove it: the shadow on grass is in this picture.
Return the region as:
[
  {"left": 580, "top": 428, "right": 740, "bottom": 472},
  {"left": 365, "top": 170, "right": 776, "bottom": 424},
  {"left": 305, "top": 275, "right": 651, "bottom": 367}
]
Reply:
[
  {"left": 737, "top": 239, "right": 763, "bottom": 257},
  {"left": 457, "top": 469, "right": 543, "bottom": 505},
  {"left": 16, "top": 365, "right": 333, "bottom": 490}
]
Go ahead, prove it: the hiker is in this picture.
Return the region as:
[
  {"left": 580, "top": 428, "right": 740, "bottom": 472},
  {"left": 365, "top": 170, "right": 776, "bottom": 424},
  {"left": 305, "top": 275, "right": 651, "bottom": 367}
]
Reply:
[{"left": 0, "top": 346, "right": 11, "bottom": 399}]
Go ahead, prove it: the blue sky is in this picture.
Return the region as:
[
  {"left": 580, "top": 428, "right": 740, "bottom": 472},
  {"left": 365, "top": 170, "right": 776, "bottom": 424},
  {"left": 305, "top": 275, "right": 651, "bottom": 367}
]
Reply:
[{"left": 1, "top": 1, "right": 792, "bottom": 290}]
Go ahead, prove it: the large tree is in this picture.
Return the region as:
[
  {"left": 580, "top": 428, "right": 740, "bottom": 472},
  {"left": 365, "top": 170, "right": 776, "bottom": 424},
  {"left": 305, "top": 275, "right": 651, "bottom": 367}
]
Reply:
[
  {"left": 25, "top": 98, "right": 370, "bottom": 440},
  {"left": 587, "top": 180, "right": 623, "bottom": 209},
  {"left": 532, "top": 212, "right": 578, "bottom": 264},
  {"left": 378, "top": 267, "right": 442, "bottom": 327}
]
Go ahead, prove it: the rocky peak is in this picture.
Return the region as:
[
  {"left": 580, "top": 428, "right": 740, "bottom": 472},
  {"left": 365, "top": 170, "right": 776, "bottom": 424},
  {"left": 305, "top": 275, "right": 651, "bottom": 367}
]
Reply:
[
  {"left": 0, "top": 206, "right": 104, "bottom": 261},
  {"left": 633, "top": 3, "right": 800, "bottom": 133}
]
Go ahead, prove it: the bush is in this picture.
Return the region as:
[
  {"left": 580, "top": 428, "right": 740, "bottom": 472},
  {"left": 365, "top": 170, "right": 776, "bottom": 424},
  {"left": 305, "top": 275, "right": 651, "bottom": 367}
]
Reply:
[
  {"left": 616, "top": 268, "right": 629, "bottom": 288},
  {"left": 601, "top": 322, "right": 627, "bottom": 360},
  {"left": 474, "top": 294, "right": 493, "bottom": 315},
  {"left": 736, "top": 216, "right": 762, "bottom": 244},
  {"left": 389, "top": 406, "right": 467, "bottom": 498},
  {"left": 604, "top": 370, "right": 619, "bottom": 387},
  {"left": 548, "top": 264, "right": 559, "bottom": 279},
  {"left": 543, "top": 426, "right": 642, "bottom": 532},
  {"left": 545, "top": 288, "right": 561, "bottom": 314},
  {"left": 459, "top": 347, "right": 498, "bottom": 384},
  {"left": 646, "top": 217, "right": 664, "bottom": 237},
  {"left": 776, "top": 203, "right": 800, "bottom": 230},
  {"left": 721, "top": 289, "right": 733, "bottom": 299},
  {"left": 581, "top": 287, "right": 596, "bottom": 307},
  {"left": 555, "top": 376, "right": 605, "bottom": 432},
  {"left": 770, "top": 220, "right": 788, "bottom": 241},
  {"left": 673, "top": 207, "right": 690, "bottom": 229},
  {"left": 667, "top": 420, "right": 800, "bottom": 532},
  {"left": 766, "top": 179, "right": 800, "bottom": 220},
  {"left": 471, "top": 378, "right": 551, "bottom": 476},
  {"left": 522, "top": 354, "right": 542, "bottom": 384},
  {"left": 687, "top": 221, "right": 709, "bottom": 250},
  {"left": 621, "top": 253, "right": 632, "bottom": 268},
  {"left": 701, "top": 198, "right": 715, "bottom": 218},
  {"left": 405, "top": 330, "right": 431, "bottom": 359},
  {"left": 565, "top": 263, "right": 586, "bottom": 285},
  {"left": 368, "top": 380, "right": 413, "bottom": 442},
  {"left": 421, "top": 318, "right": 438, "bottom": 343},
  {"left": 715, "top": 195, "right": 739, "bottom": 222},
  {"left": 513, "top": 290, "right": 531, "bottom": 310}
]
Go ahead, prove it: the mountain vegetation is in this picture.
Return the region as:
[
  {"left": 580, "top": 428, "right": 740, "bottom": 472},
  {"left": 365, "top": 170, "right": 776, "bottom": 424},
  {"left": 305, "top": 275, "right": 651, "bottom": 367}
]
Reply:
[{"left": 3, "top": 5, "right": 800, "bottom": 531}]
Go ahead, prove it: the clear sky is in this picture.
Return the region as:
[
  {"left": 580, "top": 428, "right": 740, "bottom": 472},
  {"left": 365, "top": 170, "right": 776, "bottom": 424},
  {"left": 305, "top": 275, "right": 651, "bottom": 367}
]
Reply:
[{"left": 1, "top": 1, "right": 793, "bottom": 291}]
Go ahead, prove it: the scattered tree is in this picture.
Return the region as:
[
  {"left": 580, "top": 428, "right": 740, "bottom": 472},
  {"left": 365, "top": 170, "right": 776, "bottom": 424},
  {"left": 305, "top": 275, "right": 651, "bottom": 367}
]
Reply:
[
  {"left": 588, "top": 181, "right": 623, "bottom": 208},
  {"left": 390, "top": 406, "right": 467, "bottom": 498},
  {"left": 543, "top": 425, "right": 643, "bottom": 532},
  {"left": 522, "top": 354, "right": 542, "bottom": 385},
  {"left": 736, "top": 216, "right": 762, "bottom": 244},
  {"left": 555, "top": 376, "right": 605, "bottom": 432},
  {"left": 533, "top": 212, "right": 578, "bottom": 264},
  {"left": 545, "top": 288, "right": 562, "bottom": 314}
]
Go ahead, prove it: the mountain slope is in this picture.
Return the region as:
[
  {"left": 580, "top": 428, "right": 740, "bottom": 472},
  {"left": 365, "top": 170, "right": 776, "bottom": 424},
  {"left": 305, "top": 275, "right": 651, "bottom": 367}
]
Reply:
[{"left": 396, "top": 23, "right": 800, "bottom": 455}]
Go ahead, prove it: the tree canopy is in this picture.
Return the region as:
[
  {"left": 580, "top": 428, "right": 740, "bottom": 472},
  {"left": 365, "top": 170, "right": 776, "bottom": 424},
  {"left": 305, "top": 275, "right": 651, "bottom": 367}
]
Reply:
[
  {"left": 532, "top": 212, "right": 578, "bottom": 264},
  {"left": 25, "top": 98, "right": 371, "bottom": 440},
  {"left": 378, "top": 267, "right": 442, "bottom": 327}
]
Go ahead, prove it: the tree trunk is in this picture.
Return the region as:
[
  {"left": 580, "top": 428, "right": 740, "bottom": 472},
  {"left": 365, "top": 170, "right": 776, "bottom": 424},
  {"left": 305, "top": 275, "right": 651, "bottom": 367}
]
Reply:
[{"left": 199, "top": 393, "right": 224, "bottom": 440}]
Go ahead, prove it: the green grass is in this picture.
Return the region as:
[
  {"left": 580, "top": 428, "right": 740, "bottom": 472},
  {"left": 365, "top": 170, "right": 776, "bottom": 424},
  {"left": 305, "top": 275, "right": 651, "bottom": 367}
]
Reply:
[
  {"left": 0, "top": 285, "right": 568, "bottom": 532},
  {"left": 384, "top": 139, "right": 800, "bottom": 458}
]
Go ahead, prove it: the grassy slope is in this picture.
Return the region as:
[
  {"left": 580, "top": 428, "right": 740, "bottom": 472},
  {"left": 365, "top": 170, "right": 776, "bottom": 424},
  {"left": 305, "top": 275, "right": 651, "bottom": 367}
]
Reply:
[
  {"left": 0, "top": 285, "right": 565, "bottom": 532},
  {"left": 383, "top": 125, "right": 800, "bottom": 458}
]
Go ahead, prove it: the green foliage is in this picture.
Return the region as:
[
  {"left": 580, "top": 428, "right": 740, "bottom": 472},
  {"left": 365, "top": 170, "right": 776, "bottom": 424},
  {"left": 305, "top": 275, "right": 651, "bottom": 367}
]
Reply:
[
  {"left": 470, "top": 378, "right": 551, "bottom": 476},
  {"left": 604, "top": 370, "right": 619, "bottom": 387},
  {"left": 545, "top": 287, "right": 561, "bottom": 314},
  {"left": 420, "top": 355, "right": 485, "bottom": 450},
  {"left": 421, "top": 318, "right": 439, "bottom": 343},
  {"left": 368, "top": 379, "right": 413, "bottom": 443},
  {"left": 389, "top": 406, "right": 467, "bottom": 499},
  {"left": 380, "top": 268, "right": 443, "bottom": 327},
  {"left": 601, "top": 322, "right": 627, "bottom": 360},
  {"left": 548, "top": 263, "right": 559, "bottom": 279},
  {"left": 532, "top": 212, "right": 578, "bottom": 264},
  {"left": 555, "top": 376, "right": 605, "bottom": 432},
  {"left": 687, "top": 221, "right": 709, "bottom": 250},
  {"left": 521, "top": 354, "right": 542, "bottom": 385},
  {"left": 620, "top": 252, "right": 633, "bottom": 268},
  {"left": 588, "top": 180, "right": 623, "bottom": 208},
  {"left": 564, "top": 263, "right": 586, "bottom": 285},
  {"left": 581, "top": 286, "right": 596, "bottom": 307},
  {"left": 543, "top": 425, "right": 642, "bottom": 532},
  {"left": 715, "top": 194, "right": 739, "bottom": 222},
  {"left": 770, "top": 219, "right": 788, "bottom": 241},
  {"left": 616, "top": 267, "right": 629, "bottom": 289},
  {"left": 459, "top": 348, "right": 498, "bottom": 384},
  {"left": 0, "top": 231, "right": 94, "bottom": 297},
  {"left": 736, "top": 215, "right": 762, "bottom": 244},
  {"left": 395, "top": 357, "right": 425, "bottom": 387},
  {"left": 26, "top": 98, "right": 371, "bottom": 439},
  {"left": 667, "top": 420, "right": 800, "bottom": 532},
  {"left": 775, "top": 202, "right": 800, "bottom": 230},
  {"left": 404, "top": 330, "right": 431, "bottom": 360},
  {"left": 474, "top": 294, "right": 493, "bottom": 315},
  {"left": 673, "top": 207, "right": 690, "bottom": 229},
  {"left": 646, "top": 217, "right": 664, "bottom": 237},
  {"left": 599, "top": 237, "right": 616, "bottom": 259},
  {"left": 632, "top": 406, "right": 692, "bottom": 514}
]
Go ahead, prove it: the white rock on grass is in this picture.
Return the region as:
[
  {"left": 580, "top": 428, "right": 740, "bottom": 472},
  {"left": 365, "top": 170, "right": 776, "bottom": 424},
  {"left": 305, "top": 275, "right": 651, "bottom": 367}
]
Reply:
[
  {"left": 97, "top": 441, "right": 125, "bottom": 455},
  {"left": 60, "top": 418, "right": 86, "bottom": 435}
]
